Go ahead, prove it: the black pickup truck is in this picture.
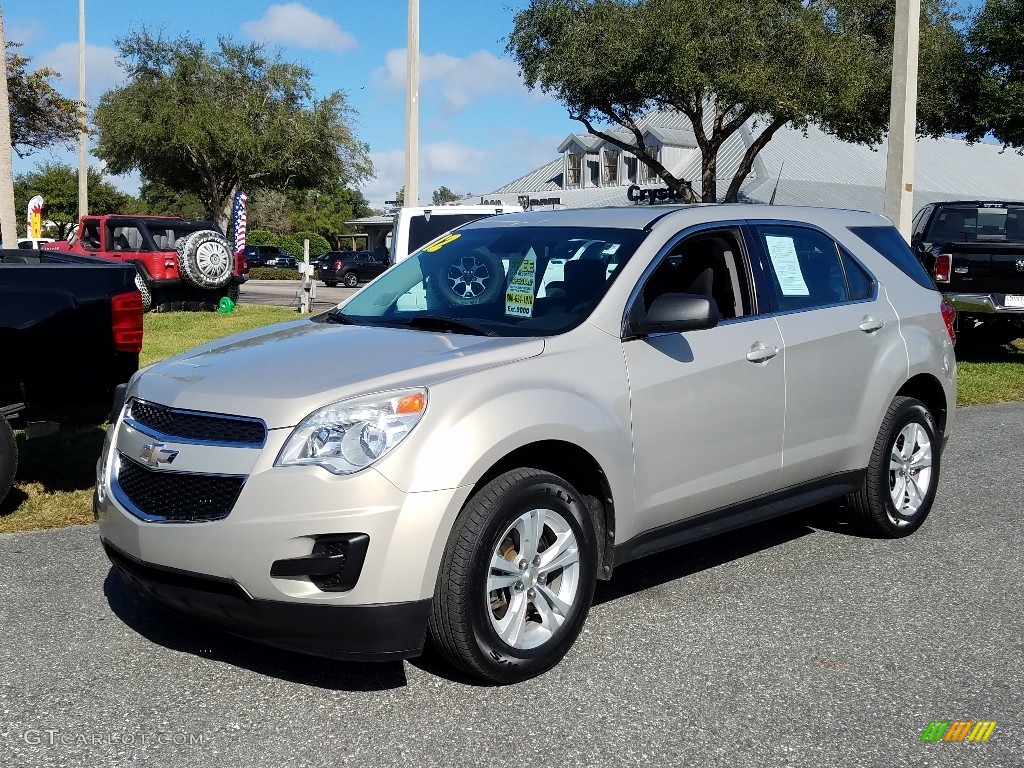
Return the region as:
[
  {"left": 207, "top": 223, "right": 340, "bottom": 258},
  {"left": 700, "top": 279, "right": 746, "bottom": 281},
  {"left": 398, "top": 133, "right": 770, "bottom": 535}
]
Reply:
[
  {"left": 0, "top": 249, "right": 142, "bottom": 504},
  {"left": 911, "top": 201, "right": 1024, "bottom": 340}
]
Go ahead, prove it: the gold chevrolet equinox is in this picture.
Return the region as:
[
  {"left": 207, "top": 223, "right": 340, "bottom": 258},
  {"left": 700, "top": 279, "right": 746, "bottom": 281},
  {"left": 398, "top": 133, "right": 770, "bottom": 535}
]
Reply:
[{"left": 96, "top": 205, "right": 957, "bottom": 683}]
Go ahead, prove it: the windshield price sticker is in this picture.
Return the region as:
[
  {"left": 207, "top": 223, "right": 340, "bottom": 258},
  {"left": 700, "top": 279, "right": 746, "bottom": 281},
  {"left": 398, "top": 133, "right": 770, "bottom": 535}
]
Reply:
[
  {"left": 505, "top": 255, "right": 537, "bottom": 317},
  {"left": 764, "top": 235, "right": 810, "bottom": 296}
]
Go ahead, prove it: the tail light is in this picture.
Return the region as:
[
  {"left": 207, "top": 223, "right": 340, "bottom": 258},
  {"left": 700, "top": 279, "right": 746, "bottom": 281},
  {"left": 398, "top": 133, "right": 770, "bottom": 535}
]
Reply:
[
  {"left": 933, "top": 253, "right": 951, "bottom": 283},
  {"left": 111, "top": 291, "right": 144, "bottom": 353},
  {"left": 334, "top": 260, "right": 342, "bottom": 270},
  {"left": 940, "top": 300, "right": 956, "bottom": 345}
]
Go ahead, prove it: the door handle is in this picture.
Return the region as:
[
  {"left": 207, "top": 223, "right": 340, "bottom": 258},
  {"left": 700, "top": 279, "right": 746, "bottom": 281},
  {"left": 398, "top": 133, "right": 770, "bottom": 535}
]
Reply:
[
  {"left": 746, "top": 342, "right": 779, "bottom": 363},
  {"left": 859, "top": 316, "right": 884, "bottom": 333}
]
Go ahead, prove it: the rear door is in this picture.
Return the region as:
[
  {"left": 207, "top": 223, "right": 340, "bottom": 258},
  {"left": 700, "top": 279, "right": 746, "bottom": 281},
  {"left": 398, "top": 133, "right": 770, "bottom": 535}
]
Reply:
[
  {"left": 624, "top": 225, "right": 785, "bottom": 533},
  {"left": 747, "top": 222, "right": 900, "bottom": 488}
]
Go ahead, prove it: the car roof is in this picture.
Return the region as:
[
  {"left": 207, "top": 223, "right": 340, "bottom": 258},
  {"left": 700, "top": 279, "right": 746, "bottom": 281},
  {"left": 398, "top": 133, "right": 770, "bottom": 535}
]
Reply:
[{"left": 456, "top": 204, "right": 890, "bottom": 232}]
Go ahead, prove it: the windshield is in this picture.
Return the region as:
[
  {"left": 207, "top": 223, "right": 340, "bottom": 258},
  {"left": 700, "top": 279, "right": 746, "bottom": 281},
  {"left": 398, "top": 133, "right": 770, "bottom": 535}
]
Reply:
[
  {"left": 341, "top": 224, "right": 647, "bottom": 337},
  {"left": 927, "top": 205, "right": 1024, "bottom": 242}
]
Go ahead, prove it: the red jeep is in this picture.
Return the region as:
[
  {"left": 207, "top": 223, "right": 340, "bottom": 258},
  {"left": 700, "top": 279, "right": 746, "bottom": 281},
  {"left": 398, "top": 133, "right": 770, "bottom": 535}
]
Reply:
[{"left": 45, "top": 214, "right": 246, "bottom": 311}]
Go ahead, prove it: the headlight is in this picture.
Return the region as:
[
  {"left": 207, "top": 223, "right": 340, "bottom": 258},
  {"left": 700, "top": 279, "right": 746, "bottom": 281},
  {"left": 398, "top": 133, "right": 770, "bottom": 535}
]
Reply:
[{"left": 276, "top": 388, "right": 427, "bottom": 475}]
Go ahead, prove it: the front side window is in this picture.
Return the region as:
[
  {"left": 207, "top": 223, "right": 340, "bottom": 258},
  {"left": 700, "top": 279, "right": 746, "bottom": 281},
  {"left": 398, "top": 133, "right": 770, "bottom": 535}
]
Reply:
[
  {"left": 755, "top": 225, "right": 853, "bottom": 312},
  {"left": 339, "top": 225, "right": 647, "bottom": 337}
]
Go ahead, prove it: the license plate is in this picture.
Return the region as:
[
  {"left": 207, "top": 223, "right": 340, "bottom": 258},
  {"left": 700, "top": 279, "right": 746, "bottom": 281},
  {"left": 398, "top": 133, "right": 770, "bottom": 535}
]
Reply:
[{"left": 1006, "top": 294, "right": 1024, "bottom": 308}]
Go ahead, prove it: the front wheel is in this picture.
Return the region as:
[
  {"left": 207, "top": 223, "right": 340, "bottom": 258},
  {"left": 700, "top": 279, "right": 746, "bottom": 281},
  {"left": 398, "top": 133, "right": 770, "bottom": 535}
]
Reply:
[
  {"left": 847, "top": 396, "right": 941, "bottom": 538},
  {"left": 429, "top": 468, "right": 598, "bottom": 683},
  {"left": 343, "top": 272, "right": 359, "bottom": 288}
]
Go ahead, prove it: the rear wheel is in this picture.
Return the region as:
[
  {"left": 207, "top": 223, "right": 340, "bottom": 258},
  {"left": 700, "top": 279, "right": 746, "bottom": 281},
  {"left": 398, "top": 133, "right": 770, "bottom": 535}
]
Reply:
[
  {"left": 428, "top": 468, "right": 598, "bottom": 683},
  {"left": 0, "top": 417, "right": 18, "bottom": 507},
  {"left": 847, "top": 396, "right": 940, "bottom": 538},
  {"left": 324, "top": 280, "right": 338, "bottom": 288},
  {"left": 343, "top": 272, "right": 359, "bottom": 288}
]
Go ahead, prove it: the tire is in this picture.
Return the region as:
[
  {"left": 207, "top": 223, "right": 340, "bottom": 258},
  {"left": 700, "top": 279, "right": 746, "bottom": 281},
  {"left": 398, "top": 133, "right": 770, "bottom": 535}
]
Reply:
[
  {"left": 433, "top": 251, "right": 504, "bottom": 308},
  {"left": 342, "top": 272, "right": 359, "bottom": 288},
  {"left": 176, "top": 230, "right": 233, "bottom": 289},
  {"left": 847, "top": 396, "right": 941, "bottom": 538},
  {"left": 428, "top": 468, "right": 598, "bottom": 684},
  {"left": 324, "top": 281, "right": 338, "bottom": 288},
  {"left": 134, "top": 272, "right": 153, "bottom": 312},
  {"left": 0, "top": 416, "right": 17, "bottom": 507}
]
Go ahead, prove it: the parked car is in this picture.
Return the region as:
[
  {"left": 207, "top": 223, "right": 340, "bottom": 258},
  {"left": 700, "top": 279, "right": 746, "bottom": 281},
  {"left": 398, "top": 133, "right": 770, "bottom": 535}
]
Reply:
[
  {"left": 911, "top": 200, "right": 1024, "bottom": 341},
  {"left": 1, "top": 249, "right": 141, "bottom": 505},
  {"left": 265, "top": 254, "right": 299, "bottom": 270},
  {"left": 390, "top": 204, "right": 512, "bottom": 265},
  {"left": 96, "top": 205, "right": 956, "bottom": 684},
  {"left": 17, "top": 237, "right": 56, "bottom": 249},
  {"left": 317, "top": 251, "right": 389, "bottom": 287},
  {"left": 44, "top": 215, "right": 244, "bottom": 312},
  {"left": 244, "top": 245, "right": 295, "bottom": 269}
]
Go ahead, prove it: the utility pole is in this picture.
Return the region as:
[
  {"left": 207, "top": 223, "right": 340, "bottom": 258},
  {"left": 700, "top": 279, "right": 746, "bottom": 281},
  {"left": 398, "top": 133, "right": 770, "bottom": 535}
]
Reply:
[
  {"left": 403, "top": 0, "right": 419, "bottom": 208},
  {"left": 883, "top": 0, "right": 920, "bottom": 240},
  {"left": 78, "top": 0, "right": 88, "bottom": 217},
  {"left": 0, "top": 3, "right": 19, "bottom": 248}
]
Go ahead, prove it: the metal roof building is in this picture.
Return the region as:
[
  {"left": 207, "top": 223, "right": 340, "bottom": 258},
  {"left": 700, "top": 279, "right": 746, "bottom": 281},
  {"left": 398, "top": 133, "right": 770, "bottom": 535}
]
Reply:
[{"left": 478, "top": 108, "right": 1024, "bottom": 213}]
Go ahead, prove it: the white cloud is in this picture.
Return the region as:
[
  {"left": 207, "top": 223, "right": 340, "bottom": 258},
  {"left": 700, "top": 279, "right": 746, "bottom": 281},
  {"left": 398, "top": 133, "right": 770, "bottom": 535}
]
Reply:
[
  {"left": 35, "top": 43, "right": 123, "bottom": 101},
  {"left": 374, "top": 49, "right": 526, "bottom": 114},
  {"left": 242, "top": 3, "right": 357, "bottom": 52},
  {"left": 7, "top": 20, "right": 45, "bottom": 47}
]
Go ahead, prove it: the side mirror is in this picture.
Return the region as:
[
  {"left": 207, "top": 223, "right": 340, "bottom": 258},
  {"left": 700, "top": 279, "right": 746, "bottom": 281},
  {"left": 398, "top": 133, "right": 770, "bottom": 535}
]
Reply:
[{"left": 625, "top": 293, "right": 720, "bottom": 338}]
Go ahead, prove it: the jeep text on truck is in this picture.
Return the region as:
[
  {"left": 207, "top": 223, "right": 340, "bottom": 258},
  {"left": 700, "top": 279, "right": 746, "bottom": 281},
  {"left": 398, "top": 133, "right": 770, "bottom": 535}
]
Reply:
[
  {"left": 911, "top": 201, "right": 1024, "bottom": 341},
  {"left": 45, "top": 215, "right": 244, "bottom": 312},
  {"left": 0, "top": 249, "right": 142, "bottom": 505}
]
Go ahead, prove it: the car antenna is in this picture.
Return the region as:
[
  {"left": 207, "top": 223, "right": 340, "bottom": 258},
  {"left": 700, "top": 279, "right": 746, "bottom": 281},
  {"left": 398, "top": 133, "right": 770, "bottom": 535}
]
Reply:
[{"left": 769, "top": 161, "right": 785, "bottom": 205}]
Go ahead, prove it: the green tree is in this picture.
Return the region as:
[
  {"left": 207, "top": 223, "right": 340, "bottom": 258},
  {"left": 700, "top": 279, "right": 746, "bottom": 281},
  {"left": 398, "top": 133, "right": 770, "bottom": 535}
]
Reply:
[
  {"left": 93, "top": 29, "right": 372, "bottom": 230},
  {"left": 137, "top": 178, "right": 206, "bottom": 220},
  {"left": 393, "top": 186, "right": 405, "bottom": 207},
  {"left": 14, "top": 162, "right": 134, "bottom": 238},
  {"left": 431, "top": 185, "right": 461, "bottom": 205},
  {"left": 508, "top": 0, "right": 966, "bottom": 202},
  {"left": 958, "top": 0, "right": 1024, "bottom": 147},
  {"left": 288, "top": 183, "right": 373, "bottom": 239},
  {"left": 6, "top": 43, "right": 81, "bottom": 157}
]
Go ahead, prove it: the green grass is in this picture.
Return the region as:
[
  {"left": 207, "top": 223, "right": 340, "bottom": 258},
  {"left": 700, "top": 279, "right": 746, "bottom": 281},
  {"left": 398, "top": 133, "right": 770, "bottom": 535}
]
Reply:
[
  {"left": 1, "top": 308, "right": 1022, "bottom": 534},
  {"left": 955, "top": 338, "right": 1024, "bottom": 407}
]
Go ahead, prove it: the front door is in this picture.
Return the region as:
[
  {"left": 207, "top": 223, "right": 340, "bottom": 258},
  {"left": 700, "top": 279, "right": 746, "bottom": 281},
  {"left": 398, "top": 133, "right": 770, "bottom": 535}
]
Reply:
[{"left": 624, "top": 228, "right": 786, "bottom": 535}]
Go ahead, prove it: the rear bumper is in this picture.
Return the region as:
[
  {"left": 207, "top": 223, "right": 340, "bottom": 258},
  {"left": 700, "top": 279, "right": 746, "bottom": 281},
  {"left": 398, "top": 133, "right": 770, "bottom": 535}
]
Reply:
[
  {"left": 945, "top": 292, "right": 1024, "bottom": 315},
  {"left": 102, "top": 539, "right": 431, "bottom": 660}
]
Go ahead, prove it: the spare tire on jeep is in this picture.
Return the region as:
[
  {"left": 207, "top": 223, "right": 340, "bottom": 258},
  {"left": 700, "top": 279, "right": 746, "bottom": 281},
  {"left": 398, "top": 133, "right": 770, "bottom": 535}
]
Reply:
[{"left": 177, "top": 230, "right": 233, "bottom": 289}]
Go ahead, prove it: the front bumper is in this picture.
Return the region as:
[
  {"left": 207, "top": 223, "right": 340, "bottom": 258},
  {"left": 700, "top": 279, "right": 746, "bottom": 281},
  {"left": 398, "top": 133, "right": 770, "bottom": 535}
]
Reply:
[
  {"left": 103, "top": 540, "right": 430, "bottom": 660},
  {"left": 944, "top": 292, "right": 1024, "bottom": 316}
]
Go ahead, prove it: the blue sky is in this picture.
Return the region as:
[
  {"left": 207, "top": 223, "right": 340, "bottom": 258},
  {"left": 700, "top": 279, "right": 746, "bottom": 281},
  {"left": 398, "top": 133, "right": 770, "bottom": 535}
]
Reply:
[{"left": 5, "top": 0, "right": 576, "bottom": 208}]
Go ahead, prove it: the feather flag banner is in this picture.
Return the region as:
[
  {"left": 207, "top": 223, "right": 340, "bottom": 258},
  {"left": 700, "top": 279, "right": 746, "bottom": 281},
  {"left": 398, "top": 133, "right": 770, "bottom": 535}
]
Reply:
[{"left": 232, "top": 190, "right": 248, "bottom": 261}]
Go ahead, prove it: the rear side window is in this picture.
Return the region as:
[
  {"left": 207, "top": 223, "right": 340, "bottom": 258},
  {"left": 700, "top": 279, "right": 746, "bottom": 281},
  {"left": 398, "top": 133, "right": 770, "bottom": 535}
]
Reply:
[
  {"left": 840, "top": 249, "right": 873, "bottom": 300},
  {"left": 848, "top": 226, "right": 934, "bottom": 289},
  {"left": 754, "top": 225, "right": 850, "bottom": 311}
]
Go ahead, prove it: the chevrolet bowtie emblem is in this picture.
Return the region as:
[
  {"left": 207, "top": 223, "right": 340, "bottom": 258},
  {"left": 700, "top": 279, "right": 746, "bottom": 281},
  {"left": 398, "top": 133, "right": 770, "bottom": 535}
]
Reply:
[{"left": 139, "top": 443, "right": 179, "bottom": 467}]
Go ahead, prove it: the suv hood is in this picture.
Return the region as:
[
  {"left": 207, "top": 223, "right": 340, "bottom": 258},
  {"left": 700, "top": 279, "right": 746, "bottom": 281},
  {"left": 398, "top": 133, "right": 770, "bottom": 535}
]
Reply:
[{"left": 132, "top": 318, "right": 544, "bottom": 429}]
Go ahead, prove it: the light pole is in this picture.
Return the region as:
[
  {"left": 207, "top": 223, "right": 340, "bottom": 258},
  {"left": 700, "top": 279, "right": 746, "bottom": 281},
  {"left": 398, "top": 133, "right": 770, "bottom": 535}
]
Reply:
[
  {"left": 403, "top": 0, "right": 419, "bottom": 208},
  {"left": 0, "top": 2, "right": 19, "bottom": 248},
  {"left": 883, "top": 0, "right": 920, "bottom": 240},
  {"left": 77, "top": 0, "right": 88, "bottom": 218}
]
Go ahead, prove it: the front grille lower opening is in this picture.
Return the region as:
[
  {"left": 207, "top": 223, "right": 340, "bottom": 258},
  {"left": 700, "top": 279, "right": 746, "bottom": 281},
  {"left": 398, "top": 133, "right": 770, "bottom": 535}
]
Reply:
[{"left": 115, "top": 453, "right": 245, "bottom": 522}]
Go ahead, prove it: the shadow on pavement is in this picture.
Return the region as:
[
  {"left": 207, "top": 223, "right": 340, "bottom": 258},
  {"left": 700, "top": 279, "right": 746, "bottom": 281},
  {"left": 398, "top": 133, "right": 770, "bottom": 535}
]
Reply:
[{"left": 102, "top": 569, "right": 408, "bottom": 691}]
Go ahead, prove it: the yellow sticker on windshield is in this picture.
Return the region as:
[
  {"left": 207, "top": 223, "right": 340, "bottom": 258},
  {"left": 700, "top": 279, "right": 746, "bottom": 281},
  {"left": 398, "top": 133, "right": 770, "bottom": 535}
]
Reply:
[
  {"left": 425, "top": 233, "right": 461, "bottom": 252},
  {"left": 505, "top": 254, "right": 536, "bottom": 318}
]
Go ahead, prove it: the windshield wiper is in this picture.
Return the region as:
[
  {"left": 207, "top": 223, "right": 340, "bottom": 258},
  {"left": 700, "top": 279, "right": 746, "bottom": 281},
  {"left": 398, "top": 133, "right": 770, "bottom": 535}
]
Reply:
[
  {"left": 388, "top": 315, "right": 497, "bottom": 336},
  {"left": 324, "top": 308, "right": 358, "bottom": 324}
]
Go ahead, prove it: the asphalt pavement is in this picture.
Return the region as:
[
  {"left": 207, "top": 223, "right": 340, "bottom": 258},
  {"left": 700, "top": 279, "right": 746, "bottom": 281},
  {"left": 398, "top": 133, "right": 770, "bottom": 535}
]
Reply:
[
  {"left": 238, "top": 279, "right": 357, "bottom": 312},
  {"left": 0, "top": 402, "right": 1021, "bottom": 768}
]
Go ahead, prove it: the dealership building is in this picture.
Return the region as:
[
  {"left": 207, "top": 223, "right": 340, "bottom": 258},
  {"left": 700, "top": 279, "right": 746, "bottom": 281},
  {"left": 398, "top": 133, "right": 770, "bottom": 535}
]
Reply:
[{"left": 475, "top": 108, "right": 1024, "bottom": 213}]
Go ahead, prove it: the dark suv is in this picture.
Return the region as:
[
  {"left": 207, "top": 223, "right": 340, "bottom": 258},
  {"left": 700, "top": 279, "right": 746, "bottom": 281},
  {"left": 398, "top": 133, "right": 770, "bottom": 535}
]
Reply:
[{"left": 317, "top": 251, "right": 389, "bottom": 287}]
